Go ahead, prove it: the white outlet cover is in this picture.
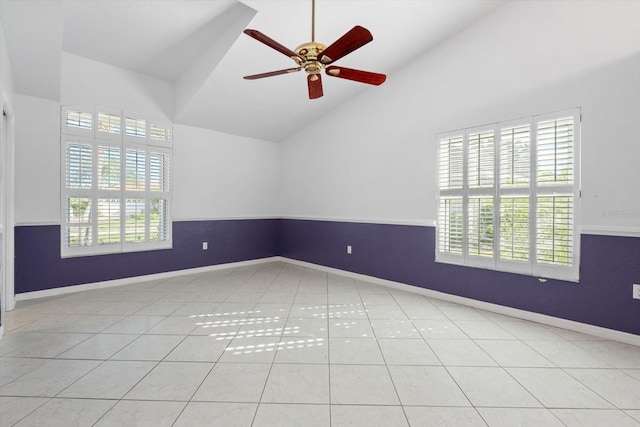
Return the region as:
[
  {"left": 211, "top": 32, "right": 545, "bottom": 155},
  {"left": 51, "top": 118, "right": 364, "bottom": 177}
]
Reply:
[
  {"left": 347, "top": 245, "right": 352, "bottom": 254},
  {"left": 633, "top": 284, "right": 640, "bottom": 300},
  {"left": 203, "top": 242, "right": 208, "bottom": 250}
]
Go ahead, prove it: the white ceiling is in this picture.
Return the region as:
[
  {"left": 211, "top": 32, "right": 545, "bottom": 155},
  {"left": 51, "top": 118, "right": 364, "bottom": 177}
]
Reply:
[{"left": 1, "top": 0, "right": 505, "bottom": 141}]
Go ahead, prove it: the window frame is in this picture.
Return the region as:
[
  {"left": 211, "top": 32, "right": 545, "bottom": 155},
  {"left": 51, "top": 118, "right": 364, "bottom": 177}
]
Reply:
[
  {"left": 60, "top": 106, "right": 173, "bottom": 258},
  {"left": 436, "top": 108, "right": 580, "bottom": 282}
]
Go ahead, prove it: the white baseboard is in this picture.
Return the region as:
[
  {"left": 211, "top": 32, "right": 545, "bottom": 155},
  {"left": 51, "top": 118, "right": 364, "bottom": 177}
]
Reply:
[
  {"left": 282, "top": 258, "right": 640, "bottom": 347},
  {"left": 15, "top": 257, "right": 281, "bottom": 302},
  {"left": 11, "top": 255, "right": 639, "bottom": 347}
]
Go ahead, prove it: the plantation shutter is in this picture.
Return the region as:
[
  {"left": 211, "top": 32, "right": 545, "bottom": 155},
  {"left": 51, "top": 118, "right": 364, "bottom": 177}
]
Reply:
[
  {"left": 534, "top": 112, "right": 579, "bottom": 281},
  {"left": 437, "top": 134, "right": 464, "bottom": 262},
  {"left": 435, "top": 109, "right": 579, "bottom": 281},
  {"left": 61, "top": 106, "right": 173, "bottom": 257}
]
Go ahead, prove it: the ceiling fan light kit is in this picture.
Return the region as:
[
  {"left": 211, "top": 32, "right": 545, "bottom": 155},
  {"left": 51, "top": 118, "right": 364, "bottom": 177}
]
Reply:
[{"left": 243, "top": 0, "right": 386, "bottom": 99}]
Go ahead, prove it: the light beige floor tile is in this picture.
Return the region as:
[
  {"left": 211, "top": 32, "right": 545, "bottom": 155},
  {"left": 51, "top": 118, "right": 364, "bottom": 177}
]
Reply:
[
  {"left": 170, "top": 302, "right": 219, "bottom": 317},
  {"left": 259, "top": 293, "right": 296, "bottom": 304},
  {"left": 0, "top": 359, "right": 100, "bottom": 397},
  {"left": 102, "top": 315, "right": 165, "bottom": 334},
  {"left": 0, "top": 397, "right": 48, "bottom": 427},
  {"left": 476, "top": 340, "right": 555, "bottom": 367},
  {"left": 58, "top": 360, "right": 156, "bottom": 399},
  {"left": 4, "top": 333, "right": 92, "bottom": 358},
  {"left": 365, "top": 304, "right": 408, "bottom": 320},
  {"left": 371, "top": 319, "right": 421, "bottom": 338},
  {"left": 388, "top": 365, "right": 470, "bottom": 406},
  {"left": 218, "top": 336, "right": 280, "bottom": 363},
  {"left": 193, "top": 363, "right": 270, "bottom": 402},
  {"left": 625, "top": 410, "right": 640, "bottom": 423},
  {"left": 283, "top": 318, "right": 328, "bottom": 338},
  {"left": 0, "top": 332, "right": 50, "bottom": 356},
  {"left": 57, "top": 333, "right": 138, "bottom": 359},
  {"left": 13, "top": 398, "right": 115, "bottom": 427},
  {"left": 413, "top": 320, "right": 468, "bottom": 340},
  {"left": 164, "top": 335, "right": 229, "bottom": 362},
  {"left": 145, "top": 316, "right": 200, "bottom": 335},
  {"left": 262, "top": 363, "right": 329, "bottom": 403},
  {"left": 249, "top": 303, "right": 292, "bottom": 318},
  {"left": 428, "top": 339, "right": 497, "bottom": 366},
  {"left": 494, "top": 320, "right": 565, "bottom": 340},
  {"left": 454, "top": 320, "right": 516, "bottom": 340},
  {"left": 328, "top": 319, "right": 374, "bottom": 338},
  {"left": 378, "top": 338, "right": 441, "bottom": 365},
  {"left": 0, "top": 358, "right": 48, "bottom": 388},
  {"left": 403, "top": 407, "right": 486, "bottom": 427},
  {"left": 289, "top": 304, "right": 328, "bottom": 319},
  {"left": 331, "top": 405, "right": 408, "bottom": 427},
  {"left": 438, "top": 306, "right": 488, "bottom": 320},
  {"left": 134, "top": 302, "right": 183, "bottom": 316},
  {"left": 448, "top": 366, "right": 541, "bottom": 407},
  {"left": 327, "top": 303, "right": 368, "bottom": 319},
  {"left": 551, "top": 409, "right": 640, "bottom": 427},
  {"left": 573, "top": 341, "right": 640, "bottom": 369},
  {"left": 330, "top": 338, "right": 384, "bottom": 364},
  {"left": 275, "top": 337, "right": 328, "bottom": 363},
  {"left": 110, "top": 334, "right": 184, "bottom": 361},
  {"left": 124, "top": 361, "right": 212, "bottom": 401},
  {"left": 94, "top": 400, "right": 185, "bottom": 427},
  {"left": 252, "top": 403, "right": 330, "bottom": 427},
  {"left": 398, "top": 304, "right": 448, "bottom": 320},
  {"left": 524, "top": 340, "right": 611, "bottom": 368},
  {"left": 477, "top": 408, "right": 565, "bottom": 426},
  {"left": 330, "top": 365, "right": 399, "bottom": 405},
  {"left": 566, "top": 368, "right": 640, "bottom": 409},
  {"left": 173, "top": 402, "right": 257, "bottom": 427},
  {"left": 507, "top": 367, "right": 614, "bottom": 408}
]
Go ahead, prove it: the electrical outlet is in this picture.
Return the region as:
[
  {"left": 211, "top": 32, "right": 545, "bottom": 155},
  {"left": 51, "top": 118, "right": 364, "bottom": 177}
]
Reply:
[
  {"left": 347, "top": 245, "right": 352, "bottom": 255},
  {"left": 633, "top": 284, "right": 640, "bottom": 300},
  {"left": 202, "top": 242, "right": 208, "bottom": 250}
]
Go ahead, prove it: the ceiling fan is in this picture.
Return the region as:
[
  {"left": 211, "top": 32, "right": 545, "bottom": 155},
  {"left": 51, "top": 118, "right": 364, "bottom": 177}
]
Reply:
[{"left": 243, "top": 0, "right": 386, "bottom": 99}]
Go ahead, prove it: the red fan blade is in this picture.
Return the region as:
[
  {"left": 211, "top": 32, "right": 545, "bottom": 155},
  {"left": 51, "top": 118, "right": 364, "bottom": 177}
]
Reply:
[
  {"left": 325, "top": 66, "right": 386, "bottom": 85},
  {"left": 244, "top": 29, "right": 305, "bottom": 62},
  {"left": 244, "top": 67, "right": 302, "bottom": 80},
  {"left": 307, "top": 74, "right": 323, "bottom": 99},
  {"left": 318, "top": 25, "right": 373, "bottom": 65}
]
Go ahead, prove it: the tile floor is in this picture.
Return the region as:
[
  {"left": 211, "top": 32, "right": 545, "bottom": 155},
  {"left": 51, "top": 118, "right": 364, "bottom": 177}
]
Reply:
[{"left": 1, "top": 261, "right": 639, "bottom": 426}]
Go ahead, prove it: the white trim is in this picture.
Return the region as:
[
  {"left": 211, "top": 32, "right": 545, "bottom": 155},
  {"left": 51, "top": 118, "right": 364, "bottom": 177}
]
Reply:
[
  {"left": 281, "top": 258, "right": 640, "bottom": 347},
  {"left": 0, "top": 325, "right": 4, "bottom": 341},
  {"left": 2, "top": 92, "right": 15, "bottom": 312},
  {"left": 173, "top": 216, "right": 281, "bottom": 222},
  {"left": 15, "top": 257, "right": 281, "bottom": 301},
  {"left": 280, "top": 216, "right": 435, "bottom": 227},
  {"left": 11, "top": 255, "right": 640, "bottom": 346},
  {"left": 581, "top": 225, "right": 640, "bottom": 238}
]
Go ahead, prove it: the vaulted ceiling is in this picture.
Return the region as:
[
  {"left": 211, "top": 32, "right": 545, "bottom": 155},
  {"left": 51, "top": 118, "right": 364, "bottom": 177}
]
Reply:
[{"left": 1, "top": 0, "right": 504, "bottom": 141}]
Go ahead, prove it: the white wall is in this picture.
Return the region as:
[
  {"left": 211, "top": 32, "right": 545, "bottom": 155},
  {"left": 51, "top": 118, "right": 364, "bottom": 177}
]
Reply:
[
  {"left": 278, "top": 0, "right": 640, "bottom": 235},
  {"left": 14, "top": 94, "right": 60, "bottom": 224},
  {"left": 172, "top": 124, "right": 279, "bottom": 220},
  {"left": 0, "top": 20, "right": 14, "bottom": 101},
  {"left": 61, "top": 53, "right": 173, "bottom": 123},
  {"left": 14, "top": 53, "right": 279, "bottom": 225}
]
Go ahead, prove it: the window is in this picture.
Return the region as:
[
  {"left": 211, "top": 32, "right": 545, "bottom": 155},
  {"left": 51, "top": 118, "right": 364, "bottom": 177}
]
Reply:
[
  {"left": 61, "top": 107, "right": 172, "bottom": 257},
  {"left": 436, "top": 109, "right": 580, "bottom": 281}
]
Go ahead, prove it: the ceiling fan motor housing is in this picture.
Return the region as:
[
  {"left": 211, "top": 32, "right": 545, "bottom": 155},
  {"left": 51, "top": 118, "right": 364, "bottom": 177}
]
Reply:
[{"left": 295, "top": 42, "right": 326, "bottom": 74}]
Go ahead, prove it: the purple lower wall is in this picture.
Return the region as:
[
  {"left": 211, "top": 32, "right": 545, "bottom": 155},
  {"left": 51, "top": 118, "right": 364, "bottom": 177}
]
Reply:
[
  {"left": 278, "top": 219, "right": 640, "bottom": 336},
  {"left": 15, "top": 219, "right": 278, "bottom": 293},
  {"left": 14, "top": 218, "right": 639, "bottom": 336}
]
